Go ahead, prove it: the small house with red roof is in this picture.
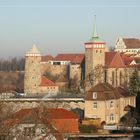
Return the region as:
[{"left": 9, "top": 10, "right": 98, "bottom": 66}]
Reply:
[
  {"left": 0, "top": 107, "right": 79, "bottom": 139},
  {"left": 38, "top": 76, "right": 59, "bottom": 94}
]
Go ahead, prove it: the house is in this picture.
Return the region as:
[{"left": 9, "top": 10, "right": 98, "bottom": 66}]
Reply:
[
  {"left": 84, "top": 83, "right": 135, "bottom": 124},
  {"left": 115, "top": 37, "right": 140, "bottom": 54},
  {"left": 0, "top": 107, "right": 79, "bottom": 139}
]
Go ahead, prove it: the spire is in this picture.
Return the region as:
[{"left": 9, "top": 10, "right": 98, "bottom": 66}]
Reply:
[
  {"left": 93, "top": 15, "right": 98, "bottom": 38},
  {"left": 26, "top": 43, "right": 41, "bottom": 56},
  {"left": 88, "top": 15, "right": 103, "bottom": 43}
]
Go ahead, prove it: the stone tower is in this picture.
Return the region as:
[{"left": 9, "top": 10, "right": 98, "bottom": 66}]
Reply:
[
  {"left": 24, "top": 44, "right": 41, "bottom": 95},
  {"left": 85, "top": 16, "right": 106, "bottom": 88}
]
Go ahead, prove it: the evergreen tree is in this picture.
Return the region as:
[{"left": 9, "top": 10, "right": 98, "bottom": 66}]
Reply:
[{"left": 129, "top": 70, "right": 140, "bottom": 94}]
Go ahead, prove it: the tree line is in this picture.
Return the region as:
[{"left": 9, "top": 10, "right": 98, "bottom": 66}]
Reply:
[{"left": 0, "top": 57, "right": 25, "bottom": 71}]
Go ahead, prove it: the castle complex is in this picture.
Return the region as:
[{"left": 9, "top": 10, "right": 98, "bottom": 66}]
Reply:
[{"left": 24, "top": 18, "right": 140, "bottom": 96}]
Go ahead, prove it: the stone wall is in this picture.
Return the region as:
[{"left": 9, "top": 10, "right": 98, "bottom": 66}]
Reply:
[
  {"left": 1, "top": 101, "right": 85, "bottom": 114},
  {"left": 40, "top": 62, "right": 68, "bottom": 77}
]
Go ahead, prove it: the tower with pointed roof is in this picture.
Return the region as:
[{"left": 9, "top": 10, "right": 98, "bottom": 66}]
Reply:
[
  {"left": 24, "top": 44, "right": 42, "bottom": 94},
  {"left": 85, "top": 16, "right": 106, "bottom": 88}
]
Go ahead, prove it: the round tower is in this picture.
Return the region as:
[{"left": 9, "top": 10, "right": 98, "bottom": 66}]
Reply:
[
  {"left": 85, "top": 16, "right": 106, "bottom": 88},
  {"left": 24, "top": 44, "right": 41, "bottom": 95}
]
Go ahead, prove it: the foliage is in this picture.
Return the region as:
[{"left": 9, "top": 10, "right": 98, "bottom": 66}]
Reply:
[
  {"left": 0, "top": 57, "right": 25, "bottom": 72},
  {"left": 129, "top": 70, "right": 140, "bottom": 94}
]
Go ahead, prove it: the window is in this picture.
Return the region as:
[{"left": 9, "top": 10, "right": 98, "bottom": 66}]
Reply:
[
  {"left": 93, "top": 102, "right": 97, "bottom": 109},
  {"left": 96, "top": 50, "right": 98, "bottom": 53},
  {"left": 100, "top": 50, "right": 102, "bottom": 53},
  {"left": 110, "top": 114, "right": 115, "bottom": 121},
  {"left": 110, "top": 101, "right": 114, "bottom": 108},
  {"left": 23, "top": 127, "right": 35, "bottom": 136},
  {"left": 112, "top": 71, "right": 115, "bottom": 86},
  {"left": 120, "top": 71, "right": 122, "bottom": 85},
  {"left": 93, "top": 92, "right": 97, "bottom": 99}
]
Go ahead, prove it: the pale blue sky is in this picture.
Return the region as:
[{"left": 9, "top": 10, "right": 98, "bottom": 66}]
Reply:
[{"left": 0, "top": 0, "right": 140, "bottom": 57}]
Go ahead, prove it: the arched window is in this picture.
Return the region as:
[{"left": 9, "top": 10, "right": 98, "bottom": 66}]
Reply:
[{"left": 112, "top": 71, "right": 115, "bottom": 86}]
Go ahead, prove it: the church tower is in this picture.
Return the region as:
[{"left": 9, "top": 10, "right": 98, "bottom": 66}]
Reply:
[
  {"left": 85, "top": 16, "right": 106, "bottom": 88},
  {"left": 24, "top": 44, "right": 41, "bottom": 95}
]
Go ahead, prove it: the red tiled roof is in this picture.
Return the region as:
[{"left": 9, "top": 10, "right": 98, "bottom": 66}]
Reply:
[
  {"left": 3, "top": 108, "right": 79, "bottom": 129},
  {"left": 105, "top": 52, "right": 117, "bottom": 67},
  {"left": 86, "top": 83, "right": 134, "bottom": 101},
  {"left": 105, "top": 52, "right": 126, "bottom": 68},
  {"left": 40, "top": 76, "right": 57, "bottom": 86},
  {"left": 41, "top": 55, "right": 54, "bottom": 62},
  {"left": 54, "top": 54, "right": 85, "bottom": 64},
  {"left": 47, "top": 108, "right": 79, "bottom": 119},
  {"left": 123, "top": 38, "right": 140, "bottom": 49},
  {"left": 120, "top": 54, "right": 134, "bottom": 66}
]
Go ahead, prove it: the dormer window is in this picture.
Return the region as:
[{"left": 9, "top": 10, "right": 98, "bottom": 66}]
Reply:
[{"left": 93, "top": 92, "right": 97, "bottom": 99}]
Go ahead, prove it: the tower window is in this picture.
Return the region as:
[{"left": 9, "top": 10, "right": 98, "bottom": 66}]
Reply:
[
  {"left": 110, "top": 101, "right": 114, "bottom": 108},
  {"left": 110, "top": 114, "right": 115, "bottom": 121}
]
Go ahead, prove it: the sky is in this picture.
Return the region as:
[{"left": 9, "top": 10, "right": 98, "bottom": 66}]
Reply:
[{"left": 0, "top": 0, "right": 140, "bottom": 58}]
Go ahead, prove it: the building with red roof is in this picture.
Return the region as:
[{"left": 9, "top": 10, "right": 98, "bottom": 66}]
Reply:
[
  {"left": 115, "top": 37, "right": 140, "bottom": 54},
  {"left": 1, "top": 107, "right": 79, "bottom": 139},
  {"left": 24, "top": 17, "right": 140, "bottom": 96},
  {"left": 84, "top": 17, "right": 140, "bottom": 90}
]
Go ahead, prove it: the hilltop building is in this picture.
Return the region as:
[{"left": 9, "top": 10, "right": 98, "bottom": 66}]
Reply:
[
  {"left": 24, "top": 17, "right": 140, "bottom": 96},
  {"left": 115, "top": 37, "right": 140, "bottom": 55},
  {"left": 84, "top": 18, "right": 140, "bottom": 90}
]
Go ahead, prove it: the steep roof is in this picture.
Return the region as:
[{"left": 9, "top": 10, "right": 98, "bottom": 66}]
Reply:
[
  {"left": 54, "top": 54, "right": 84, "bottom": 64},
  {"left": 40, "top": 76, "right": 58, "bottom": 86},
  {"left": 41, "top": 55, "right": 54, "bottom": 62},
  {"left": 123, "top": 38, "right": 140, "bottom": 49},
  {"left": 120, "top": 53, "right": 135, "bottom": 66},
  {"left": 85, "top": 83, "right": 134, "bottom": 101},
  {"left": 105, "top": 52, "right": 126, "bottom": 68},
  {"left": 88, "top": 16, "right": 104, "bottom": 43},
  {"left": 26, "top": 44, "right": 41, "bottom": 56}
]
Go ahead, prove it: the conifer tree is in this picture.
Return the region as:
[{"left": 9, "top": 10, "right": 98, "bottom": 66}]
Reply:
[{"left": 129, "top": 70, "right": 140, "bottom": 94}]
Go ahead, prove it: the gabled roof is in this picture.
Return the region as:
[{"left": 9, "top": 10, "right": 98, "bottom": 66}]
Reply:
[
  {"left": 105, "top": 52, "right": 126, "bottom": 68},
  {"left": 40, "top": 76, "right": 58, "bottom": 87},
  {"left": 3, "top": 108, "right": 79, "bottom": 129},
  {"left": 56, "top": 75, "right": 67, "bottom": 82},
  {"left": 123, "top": 38, "right": 140, "bottom": 49},
  {"left": 85, "top": 83, "right": 134, "bottom": 101},
  {"left": 54, "top": 54, "right": 84, "bottom": 64},
  {"left": 41, "top": 55, "right": 54, "bottom": 62},
  {"left": 120, "top": 53, "right": 135, "bottom": 66}
]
